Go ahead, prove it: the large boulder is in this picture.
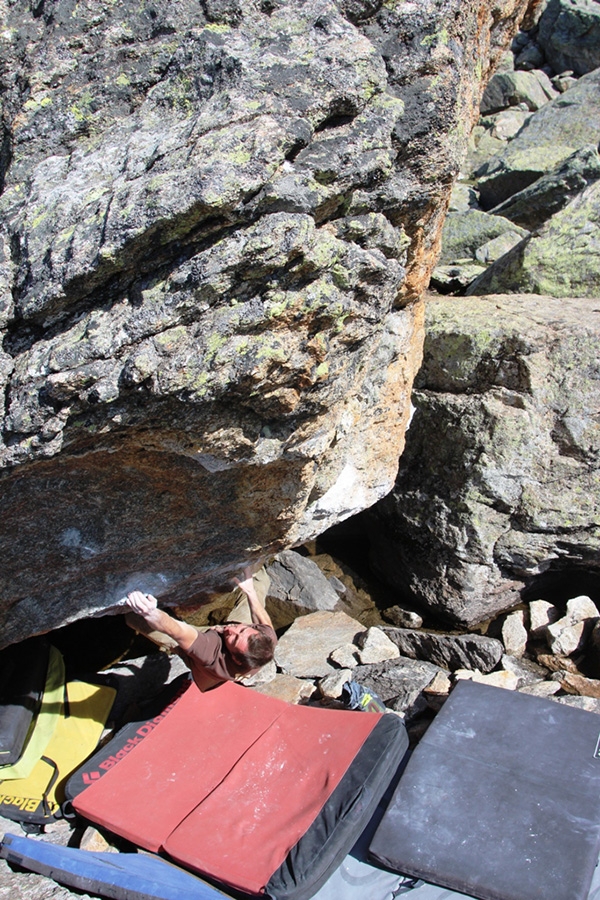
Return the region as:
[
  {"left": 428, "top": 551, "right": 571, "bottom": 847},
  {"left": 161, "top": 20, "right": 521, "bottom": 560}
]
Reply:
[
  {"left": 368, "top": 293, "right": 600, "bottom": 626},
  {"left": 537, "top": 0, "right": 600, "bottom": 76},
  {"left": 0, "top": 0, "right": 533, "bottom": 646},
  {"left": 468, "top": 178, "right": 600, "bottom": 296}
]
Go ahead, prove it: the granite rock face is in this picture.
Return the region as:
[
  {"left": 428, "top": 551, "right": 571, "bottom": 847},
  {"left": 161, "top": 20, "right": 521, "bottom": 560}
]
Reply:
[
  {"left": 368, "top": 293, "right": 600, "bottom": 626},
  {"left": 0, "top": 0, "right": 531, "bottom": 645}
]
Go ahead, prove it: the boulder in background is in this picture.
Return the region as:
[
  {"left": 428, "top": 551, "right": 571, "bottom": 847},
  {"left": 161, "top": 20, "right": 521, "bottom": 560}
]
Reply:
[{"left": 368, "top": 293, "right": 600, "bottom": 626}]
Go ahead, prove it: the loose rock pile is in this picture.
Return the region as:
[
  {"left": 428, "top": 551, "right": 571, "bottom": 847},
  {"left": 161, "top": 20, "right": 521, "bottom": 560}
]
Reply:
[
  {"left": 431, "top": 0, "right": 600, "bottom": 297},
  {"left": 243, "top": 552, "right": 600, "bottom": 731}
]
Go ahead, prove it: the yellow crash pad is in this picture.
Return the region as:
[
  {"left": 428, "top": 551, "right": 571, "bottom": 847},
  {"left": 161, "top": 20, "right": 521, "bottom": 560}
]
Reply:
[{"left": 0, "top": 679, "right": 115, "bottom": 824}]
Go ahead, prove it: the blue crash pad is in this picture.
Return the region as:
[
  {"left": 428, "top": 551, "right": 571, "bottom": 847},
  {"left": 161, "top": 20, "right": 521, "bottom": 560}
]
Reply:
[
  {"left": 4, "top": 825, "right": 600, "bottom": 900},
  {"left": 0, "top": 833, "right": 230, "bottom": 900}
]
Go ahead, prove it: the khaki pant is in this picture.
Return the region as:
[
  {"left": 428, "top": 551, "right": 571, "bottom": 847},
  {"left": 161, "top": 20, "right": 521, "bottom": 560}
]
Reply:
[{"left": 226, "top": 567, "right": 270, "bottom": 624}]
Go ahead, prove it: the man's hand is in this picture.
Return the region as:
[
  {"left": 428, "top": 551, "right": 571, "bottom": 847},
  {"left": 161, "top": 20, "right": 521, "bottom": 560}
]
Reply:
[
  {"left": 234, "top": 567, "right": 273, "bottom": 629},
  {"left": 126, "top": 591, "right": 163, "bottom": 629},
  {"left": 234, "top": 572, "right": 257, "bottom": 601}
]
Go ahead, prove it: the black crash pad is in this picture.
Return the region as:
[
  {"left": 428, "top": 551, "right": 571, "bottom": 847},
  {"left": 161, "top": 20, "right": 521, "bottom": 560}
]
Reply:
[
  {"left": 0, "top": 638, "right": 49, "bottom": 766},
  {"left": 369, "top": 679, "right": 600, "bottom": 900}
]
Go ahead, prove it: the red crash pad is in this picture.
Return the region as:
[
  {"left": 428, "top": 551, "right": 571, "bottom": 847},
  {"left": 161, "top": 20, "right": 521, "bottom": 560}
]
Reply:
[
  {"left": 74, "top": 681, "right": 381, "bottom": 894},
  {"left": 75, "top": 681, "right": 282, "bottom": 852}
]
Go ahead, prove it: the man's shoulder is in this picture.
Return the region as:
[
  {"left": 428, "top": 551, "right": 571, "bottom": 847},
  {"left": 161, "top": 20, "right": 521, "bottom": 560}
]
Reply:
[{"left": 188, "top": 628, "right": 222, "bottom": 663}]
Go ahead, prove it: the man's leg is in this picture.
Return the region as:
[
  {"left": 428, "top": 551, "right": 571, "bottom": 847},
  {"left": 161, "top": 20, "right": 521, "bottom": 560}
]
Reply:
[{"left": 226, "top": 567, "right": 270, "bottom": 624}]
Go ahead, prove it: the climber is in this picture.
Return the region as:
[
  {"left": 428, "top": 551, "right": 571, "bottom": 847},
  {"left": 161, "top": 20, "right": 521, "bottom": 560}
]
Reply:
[{"left": 124, "top": 566, "right": 277, "bottom": 692}]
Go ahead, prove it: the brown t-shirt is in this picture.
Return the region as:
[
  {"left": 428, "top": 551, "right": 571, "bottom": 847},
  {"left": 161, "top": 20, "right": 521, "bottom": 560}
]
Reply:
[{"left": 186, "top": 625, "right": 276, "bottom": 692}]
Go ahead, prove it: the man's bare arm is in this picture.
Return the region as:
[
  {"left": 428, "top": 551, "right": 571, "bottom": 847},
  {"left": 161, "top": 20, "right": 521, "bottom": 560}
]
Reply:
[
  {"left": 125, "top": 591, "right": 198, "bottom": 652},
  {"left": 235, "top": 569, "right": 273, "bottom": 629}
]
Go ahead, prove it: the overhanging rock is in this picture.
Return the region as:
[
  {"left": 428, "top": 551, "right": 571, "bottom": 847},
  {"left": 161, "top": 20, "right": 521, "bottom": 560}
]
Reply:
[{"left": 0, "top": 0, "right": 532, "bottom": 645}]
